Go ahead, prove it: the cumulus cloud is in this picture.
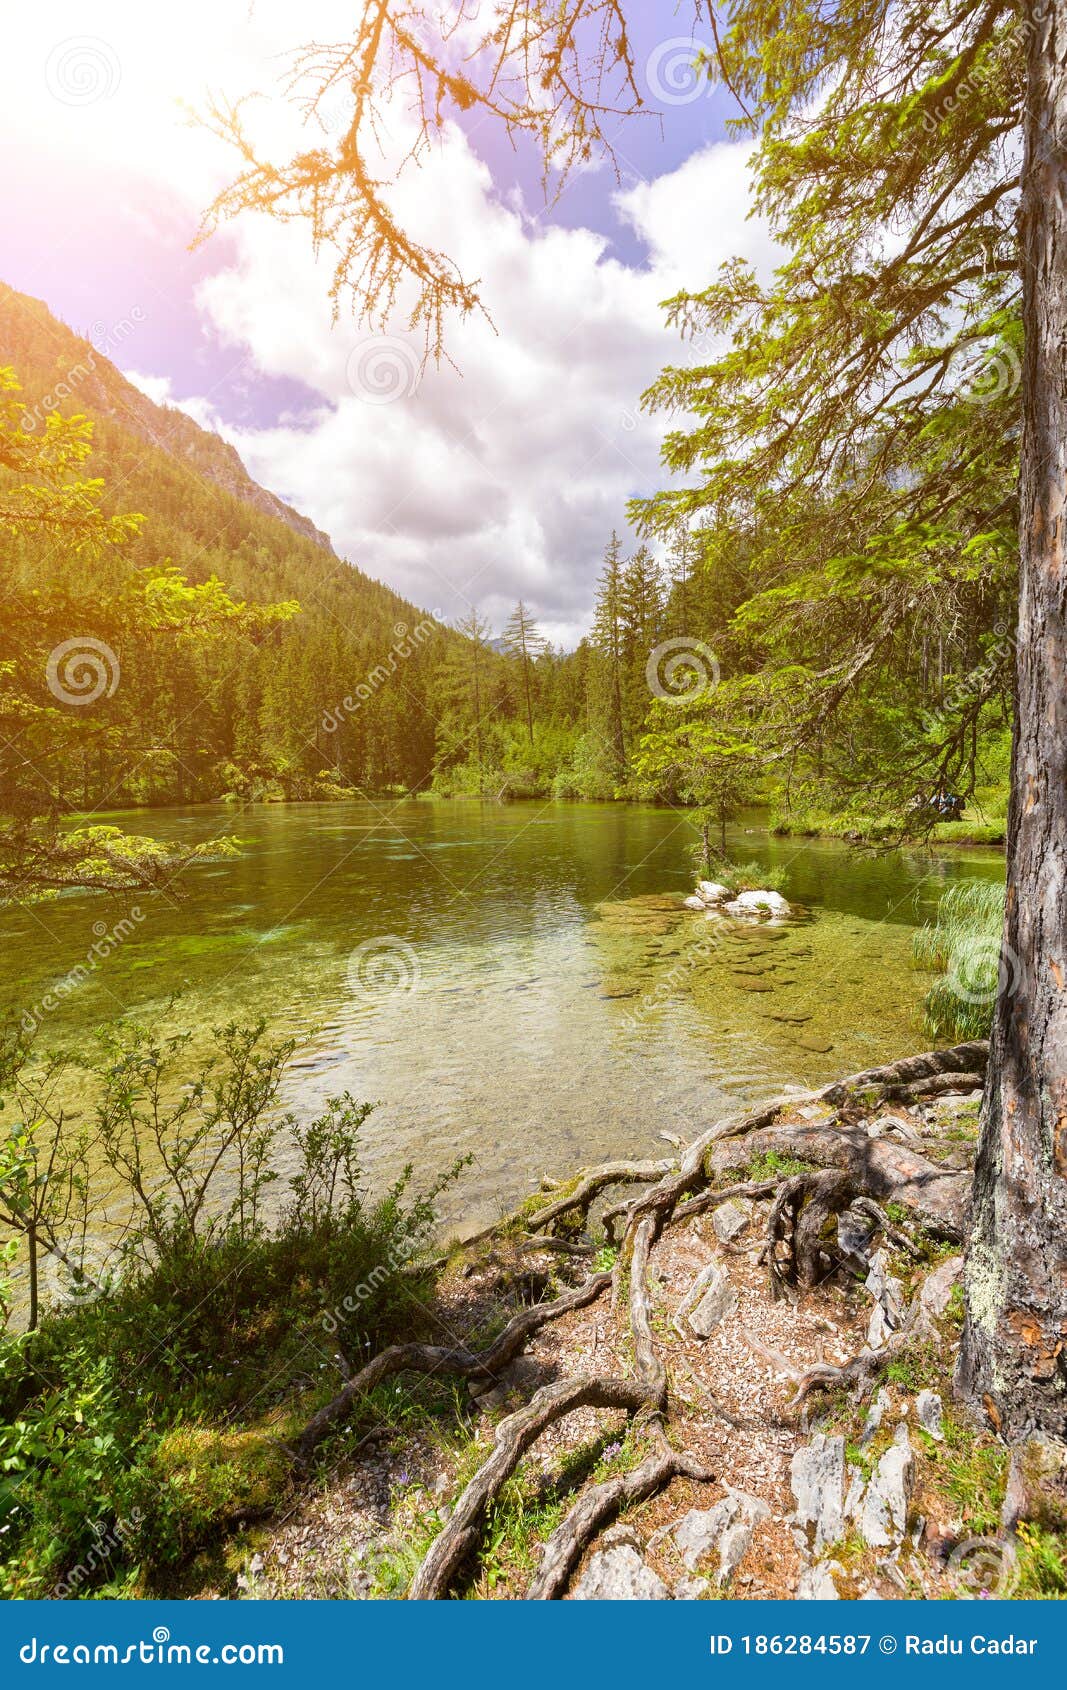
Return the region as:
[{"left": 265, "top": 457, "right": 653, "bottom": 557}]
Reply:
[
  {"left": 189, "top": 126, "right": 769, "bottom": 644},
  {"left": 2, "top": 0, "right": 772, "bottom": 646}
]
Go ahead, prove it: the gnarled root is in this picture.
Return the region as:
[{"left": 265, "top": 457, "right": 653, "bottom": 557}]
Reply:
[
  {"left": 787, "top": 1329, "right": 911, "bottom": 1411},
  {"left": 525, "top": 1159, "right": 671, "bottom": 1234},
  {"left": 294, "top": 1270, "right": 611, "bottom": 1464},
  {"left": 526, "top": 1439, "right": 715, "bottom": 1598},
  {"left": 407, "top": 1374, "right": 659, "bottom": 1599},
  {"left": 821, "top": 1041, "right": 988, "bottom": 1105},
  {"left": 763, "top": 1170, "right": 858, "bottom": 1290}
]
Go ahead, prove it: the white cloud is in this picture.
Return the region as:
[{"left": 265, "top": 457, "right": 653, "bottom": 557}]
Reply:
[
  {"left": 190, "top": 128, "right": 769, "bottom": 644},
  {"left": 615, "top": 139, "right": 778, "bottom": 289},
  {"left": 0, "top": 2, "right": 773, "bottom": 645}
]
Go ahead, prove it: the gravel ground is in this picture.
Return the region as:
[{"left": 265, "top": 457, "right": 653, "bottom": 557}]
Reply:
[{"left": 211, "top": 1095, "right": 982, "bottom": 1602}]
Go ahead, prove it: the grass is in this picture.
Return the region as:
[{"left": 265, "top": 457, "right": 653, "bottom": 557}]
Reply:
[
  {"left": 1015, "top": 1523, "right": 1067, "bottom": 1597},
  {"left": 698, "top": 855, "right": 788, "bottom": 895},
  {"left": 736, "top": 1149, "right": 817, "bottom": 1182},
  {"left": 937, "top": 1413, "right": 1010, "bottom": 1536},
  {"left": 913, "top": 878, "right": 1007, "bottom": 1040}
]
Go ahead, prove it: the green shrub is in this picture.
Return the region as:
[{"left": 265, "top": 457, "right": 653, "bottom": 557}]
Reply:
[{"left": 0, "top": 1023, "right": 465, "bottom": 1596}]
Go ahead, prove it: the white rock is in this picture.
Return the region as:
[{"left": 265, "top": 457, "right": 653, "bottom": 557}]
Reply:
[
  {"left": 859, "top": 1425, "right": 914, "bottom": 1548},
  {"left": 718, "top": 1521, "right": 753, "bottom": 1584},
  {"left": 860, "top": 1387, "right": 891, "bottom": 1448},
  {"left": 670, "top": 1491, "right": 768, "bottom": 1582},
  {"left": 724, "top": 889, "right": 791, "bottom": 919},
  {"left": 916, "top": 1389, "right": 944, "bottom": 1441},
  {"left": 687, "top": 1264, "right": 739, "bottom": 1337},
  {"left": 673, "top": 1574, "right": 711, "bottom": 1600},
  {"left": 791, "top": 1434, "right": 845, "bottom": 1551},
  {"left": 571, "top": 1545, "right": 670, "bottom": 1600},
  {"left": 683, "top": 894, "right": 707, "bottom": 910},
  {"left": 919, "top": 1254, "right": 963, "bottom": 1319},
  {"left": 696, "top": 881, "right": 731, "bottom": 904},
  {"left": 865, "top": 1248, "right": 905, "bottom": 1348},
  {"left": 844, "top": 1465, "right": 867, "bottom": 1521},
  {"left": 673, "top": 1502, "right": 735, "bottom": 1571},
  {"left": 795, "top": 1562, "right": 842, "bottom": 1600},
  {"left": 711, "top": 1198, "right": 750, "bottom": 1243}
]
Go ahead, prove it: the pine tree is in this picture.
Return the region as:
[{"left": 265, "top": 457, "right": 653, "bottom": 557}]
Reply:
[
  {"left": 451, "top": 607, "right": 493, "bottom": 777},
  {"left": 590, "top": 533, "right": 627, "bottom": 770},
  {"left": 620, "top": 545, "right": 665, "bottom": 746},
  {"left": 502, "top": 601, "right": 546, "bottom": 748}
]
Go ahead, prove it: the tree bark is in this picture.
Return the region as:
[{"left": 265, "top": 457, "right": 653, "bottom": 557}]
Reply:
[{"left": 958, "top": 0, "right": 1067, "bottom": 1437}]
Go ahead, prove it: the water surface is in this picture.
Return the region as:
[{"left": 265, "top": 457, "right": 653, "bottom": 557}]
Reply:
[{"left": 0, "top": 801, "right": 1004, "bottom": 1234}]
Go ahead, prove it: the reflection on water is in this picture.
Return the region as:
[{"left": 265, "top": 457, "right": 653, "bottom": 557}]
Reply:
[{"left": 0, "top": 800, "right": 1003, "bottom": 1233}]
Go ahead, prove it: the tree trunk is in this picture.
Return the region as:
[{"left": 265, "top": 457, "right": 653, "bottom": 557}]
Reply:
[
  {"left": 27, "top": 1221, "right": 38, "bottom": 1333},
  {"left": 958, "top": 0, "right": 1067, "bottom": 1438},
  {"left": 522, "top": 651, "right": 534, "bottom": 747}
]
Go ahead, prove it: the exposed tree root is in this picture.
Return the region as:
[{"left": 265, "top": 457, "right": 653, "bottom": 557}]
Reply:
[
  {"left": 293, "top": 1270, "right": 611, "bottom": 1464},
  {"left": 762, "top": 1173, "right": 928, "bottom": 1294},
  {"left": 526, "top": 1441, "right": 715, "bottom": 1598},
  {"left": 299, "top": 1038, "right": 988, "bottom": 1598},
  {"left": 613, "top": 1177, "right": 779, "bottom": 1231},
  {"left": 885, "top": 1071, "right": 985, "bottom": 1103},
  {"left": 764, "top": 1170, "right": 858, "bottom": 1290},
  {"left": 407, "top": 1374, "right": 659, "bottom": 1599},
  {"left": 708, "top": 1123, "right": 969, "bottom": 1237},
  {"left": 787, "top": 1329, "right": 911, "bottom": 1410},
  {"left": 607, "top": 1042, "right": 983, "bottom": 1269},
  {"left": 525, "top": 1159, "right": 671, "bottom": 1234},
  {"left": 821, "top": 1041, "right": 988, "bottom": 1105}
]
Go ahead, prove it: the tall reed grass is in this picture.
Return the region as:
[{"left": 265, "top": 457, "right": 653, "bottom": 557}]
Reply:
[{"left": 913, "top": 880, "right": 1007, "bottom": 1041}]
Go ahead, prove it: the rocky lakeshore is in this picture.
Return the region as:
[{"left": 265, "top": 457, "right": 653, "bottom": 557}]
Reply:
[{"left": 207, "top": 1041, "right": 1064, "bottom": 1603}]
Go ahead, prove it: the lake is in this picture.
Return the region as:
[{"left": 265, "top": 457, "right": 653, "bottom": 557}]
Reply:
[{"left": 0, "top": 800, "right": 1004, "bottom": 1236}]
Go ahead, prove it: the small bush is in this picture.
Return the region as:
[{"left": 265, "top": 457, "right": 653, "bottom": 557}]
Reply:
[{"left": 0, "top": 1023, "right": 465, "bottom": 1596}]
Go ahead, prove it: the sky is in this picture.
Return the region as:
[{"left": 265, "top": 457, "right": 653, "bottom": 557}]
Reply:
[{"left": 0, "top": 2, "right": 777, "bottom": 646}]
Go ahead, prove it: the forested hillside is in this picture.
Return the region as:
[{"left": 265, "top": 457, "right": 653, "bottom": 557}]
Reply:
[{"left": 0, "top": 282, "right": 1015, "bottom": 833}]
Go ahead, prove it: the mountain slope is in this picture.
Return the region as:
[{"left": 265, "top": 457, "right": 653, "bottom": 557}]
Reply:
[
  {"left": 0, "top": 283, "right": 333, "bottom": 552},
  {"left": 0, "top": 281, "right": 457, "bottom": 802}
]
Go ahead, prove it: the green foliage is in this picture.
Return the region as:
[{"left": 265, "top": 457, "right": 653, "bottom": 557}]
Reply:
[
  {"left": 697, "top": 857, "right": 788, "bottom": 896},
  {"left": 937, "top": 1413, "right": 1010, "bottom": 1538},
  {"left": 1015, "top": 1523, "right": 1067, "bottom": 1598},
  {"left": 0, "top": 1024, "right": 463, "bottom": 1595}
]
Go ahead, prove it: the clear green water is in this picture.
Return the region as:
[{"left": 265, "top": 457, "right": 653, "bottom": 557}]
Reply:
[{"left": 0, "top": 800, "right": 1004, "bottom": 1234}]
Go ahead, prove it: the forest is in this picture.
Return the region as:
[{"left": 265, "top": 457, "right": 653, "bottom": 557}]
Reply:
[{"left": 1, "top": 278, "right": 1013, "bottom": 846}]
